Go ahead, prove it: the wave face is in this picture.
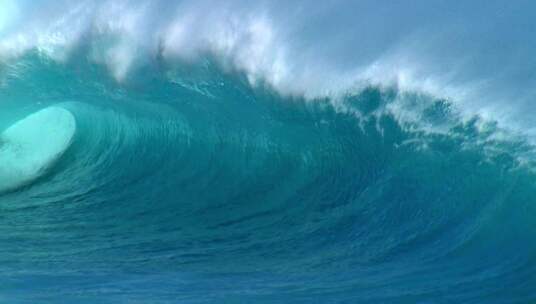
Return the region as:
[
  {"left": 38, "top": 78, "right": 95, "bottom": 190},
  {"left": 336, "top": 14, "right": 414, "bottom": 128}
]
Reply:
[{"left": 1, "top": 1, "right": 536, "bottom": 303}]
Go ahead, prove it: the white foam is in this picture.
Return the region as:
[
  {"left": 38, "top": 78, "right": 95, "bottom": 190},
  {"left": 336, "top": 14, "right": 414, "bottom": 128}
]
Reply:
[
  {"left": 0, "top": 0, "right": 535, "bottom": 139},
  {"left": 0, "top": 106, "right": 76, "bottom": 193}
]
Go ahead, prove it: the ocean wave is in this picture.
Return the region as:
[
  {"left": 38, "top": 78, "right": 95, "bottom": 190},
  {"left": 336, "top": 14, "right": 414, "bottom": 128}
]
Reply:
[
  {"left": 2, "top": 0, "right": 535, "bottom": 138},
  {"left": 0, "top": 52, "right": 535, "bottom": 302},
  {"left": 1, "top": 2, "right": 536, "bottom": 302}
]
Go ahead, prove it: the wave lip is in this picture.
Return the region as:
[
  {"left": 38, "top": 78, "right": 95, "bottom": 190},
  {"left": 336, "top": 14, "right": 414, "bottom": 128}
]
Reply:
[{"left": 0, "top": 106, "right": 75, "bottom": 193}]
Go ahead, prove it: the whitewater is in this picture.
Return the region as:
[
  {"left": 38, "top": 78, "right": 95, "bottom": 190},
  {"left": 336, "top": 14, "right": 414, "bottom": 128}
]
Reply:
[{"left": 0, "top": 1, "right": 535, "bottom": 303}]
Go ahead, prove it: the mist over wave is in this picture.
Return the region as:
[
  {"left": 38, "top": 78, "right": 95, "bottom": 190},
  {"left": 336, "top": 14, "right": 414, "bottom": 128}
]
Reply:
[
  {"left": 1, "top": 1, "right": 536, "bottom": 303},
  {"left": 2, "top": 1, "right": 536, "bottom": 106}
]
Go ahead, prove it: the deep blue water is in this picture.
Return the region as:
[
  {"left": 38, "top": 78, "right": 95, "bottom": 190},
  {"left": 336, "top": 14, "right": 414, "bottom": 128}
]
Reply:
[{"left": 1, "top": 1, "right": 536, "bottom": 303}]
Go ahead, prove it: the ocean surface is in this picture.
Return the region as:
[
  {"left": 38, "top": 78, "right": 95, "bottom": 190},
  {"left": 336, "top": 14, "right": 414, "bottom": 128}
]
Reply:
[{"left": 1, "top": 1, "right": 536, "bottom": 303}]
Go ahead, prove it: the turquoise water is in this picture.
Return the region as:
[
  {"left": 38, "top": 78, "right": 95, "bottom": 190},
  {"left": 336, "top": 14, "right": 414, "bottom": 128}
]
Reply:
[
  {"left": 1, "top": 1, "right": 536, "bottom": 303},
  {"left": 1, "top": 53, "right": 534, "bottom": 303}
]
